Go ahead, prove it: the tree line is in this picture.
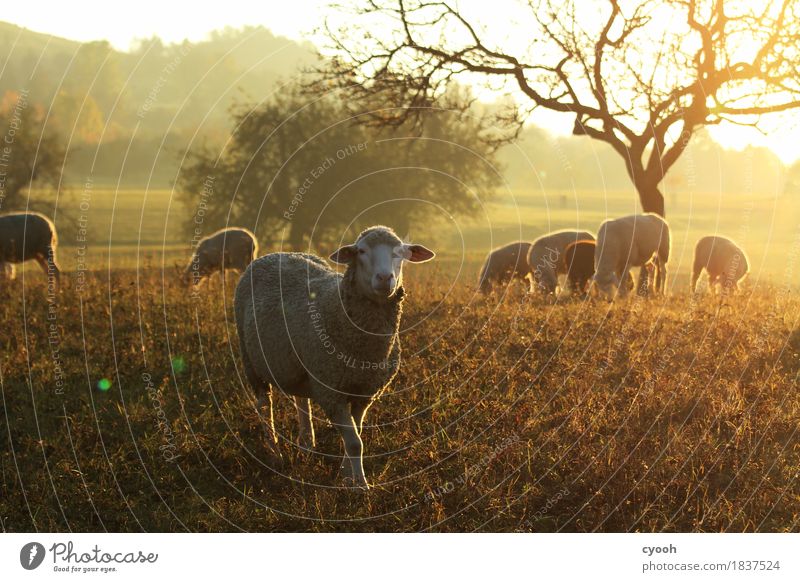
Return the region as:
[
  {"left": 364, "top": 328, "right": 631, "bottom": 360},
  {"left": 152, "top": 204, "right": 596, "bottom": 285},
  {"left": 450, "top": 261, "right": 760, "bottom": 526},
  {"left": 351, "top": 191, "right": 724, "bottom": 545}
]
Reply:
[{"left": 1, "top": 5, "right": 798, "bottom": 248}]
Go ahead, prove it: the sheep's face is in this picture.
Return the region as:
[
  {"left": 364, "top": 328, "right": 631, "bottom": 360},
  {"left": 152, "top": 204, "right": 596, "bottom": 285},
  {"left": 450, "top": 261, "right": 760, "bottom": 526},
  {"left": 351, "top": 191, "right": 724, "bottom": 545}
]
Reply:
[
  {"left": 183, "top": 250, "right": 212, "bottom": 285},
  {"left": 593, "top": 271, "right": 620, "bottom": 300},
  {"left": 182, "top": 263, "right": 198, "bottom": 286},
  {"left": 533, "top": 269, "right": 558, "bottom": 295},
  {"left": 478, "top": 275, "right": 493, "bottom": 294},
  {"left": 330, "top": 227, "right": 435, "bottom": 300}
]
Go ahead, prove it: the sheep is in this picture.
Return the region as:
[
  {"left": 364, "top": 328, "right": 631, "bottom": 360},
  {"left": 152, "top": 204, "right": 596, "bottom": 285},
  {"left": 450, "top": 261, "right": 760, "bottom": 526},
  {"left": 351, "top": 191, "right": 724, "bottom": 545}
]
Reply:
[
  {"left": 0, "top": 212, "right": 60, "bottom": 290},
  {"left": 692, "top": 235, "right": 749, "bottom": 294},
  {"left": 563, "top": 240, "right": 597, "bottom": 295},
  {"left": 594, "top": 213, "right": 670, "bottom": 299},
  {"left": 564, "top": 239, "right": 635, "bottom": 296},
  {"left": 234, "top": 225, "right": 435, "bottom": 488},
  {"left": 563, "top": 240, "right": 595, "bottom": 295},
  {"left": 528, "top": 230, "right": 595, "bottom": 294},
  {"left": 184, "top": 227, "right": 257, "bottom": 285},
  {"left": 0, "top": 262, "right": 15, "bottom": 281},
  {"left": 477, "top": 241, "right": 532, "bottom": 293}
]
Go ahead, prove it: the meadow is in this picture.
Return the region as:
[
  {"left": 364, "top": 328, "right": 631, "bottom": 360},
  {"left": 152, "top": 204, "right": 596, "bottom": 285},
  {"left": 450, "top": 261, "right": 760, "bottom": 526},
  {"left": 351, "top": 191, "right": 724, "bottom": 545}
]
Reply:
[
  {"left": 34, "top": 184, "right": 800, "bottom": 281},
  {"left": 1, "top": 186, "right": 799, "bottom": 532}
]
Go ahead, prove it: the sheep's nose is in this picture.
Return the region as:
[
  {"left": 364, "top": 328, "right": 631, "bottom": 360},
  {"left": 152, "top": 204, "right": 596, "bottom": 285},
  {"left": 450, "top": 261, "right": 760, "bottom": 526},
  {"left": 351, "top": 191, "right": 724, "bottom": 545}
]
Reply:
[{"left": 373, "top": 272, "right": 395, "bottom": 291}]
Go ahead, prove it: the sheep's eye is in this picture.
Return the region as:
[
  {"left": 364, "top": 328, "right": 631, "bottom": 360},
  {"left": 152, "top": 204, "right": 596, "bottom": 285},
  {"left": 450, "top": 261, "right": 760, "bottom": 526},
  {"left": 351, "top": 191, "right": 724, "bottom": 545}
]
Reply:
[{"left": 358, "top": 248, "right": 366, "bottom": 255}]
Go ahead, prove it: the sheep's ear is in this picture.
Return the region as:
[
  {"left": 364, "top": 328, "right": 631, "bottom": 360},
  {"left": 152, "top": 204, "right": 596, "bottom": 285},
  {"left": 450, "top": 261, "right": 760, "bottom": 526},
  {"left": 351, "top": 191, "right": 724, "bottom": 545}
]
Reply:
[
  {"left": 329, "top": 245, "right": 358, "bottom": 264},
  {"left": 402, "top": 244, "right": 435, "bottom": 263}
]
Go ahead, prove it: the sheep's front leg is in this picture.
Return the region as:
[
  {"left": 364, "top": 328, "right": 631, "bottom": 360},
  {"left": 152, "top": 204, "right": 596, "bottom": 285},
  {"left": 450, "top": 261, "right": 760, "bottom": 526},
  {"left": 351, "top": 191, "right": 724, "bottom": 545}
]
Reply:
[
  {"left": 294, "top": 396, "right": 315, "bottom": 450},
  {"left": 721, "top": 275, "right": 737, "bottom": 296},
  {"left": 655, "top": 261, "right": 667, "bottom": 294},
  {"left": 35, "top": 249, "right": 60, "bottom": 292},
  {"left": 636, "top": 265, "right": 651, "bottom": 296},
  {"left": 1, "top": 262, "right": 16, "bottom": 281},
  {"left": 321, "top": 400, "right": 368, "bottom": 488},
  {"left": 256, "top": 390, "right": 284, "bottom": 468},
  {"left": 350, "top": 398, "right": 371, "bottom": 436},
  {"left": 691, "top": 267, "right": 702, "bottom": 294},
  {"left": 709, "top": 273, "right": 720, "bottom": 296},
  {"left": 617, "top": 266, "right": 632, "bottom": 298}
]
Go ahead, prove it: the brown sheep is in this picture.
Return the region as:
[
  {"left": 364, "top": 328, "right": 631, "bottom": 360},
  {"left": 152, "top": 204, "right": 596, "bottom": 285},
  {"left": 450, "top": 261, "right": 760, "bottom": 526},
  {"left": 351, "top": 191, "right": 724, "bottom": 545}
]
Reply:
[
  {"left": 692, "top": 235, "right": 749, "bottom": 294},
  {"left": 564, "top": 240, "right": 596, "bottom": 295},
  {"left": 478, "top": 241, "right": 532, "bottom": 293},
  {"left": 0, "top": 212, "right": 60, "bottom": 290},
  {"left": 185, "top": 227, "right": 258, "bottom": 285},
  {"left": 528, "top": 230, "right": 596, "bottom": 294}
]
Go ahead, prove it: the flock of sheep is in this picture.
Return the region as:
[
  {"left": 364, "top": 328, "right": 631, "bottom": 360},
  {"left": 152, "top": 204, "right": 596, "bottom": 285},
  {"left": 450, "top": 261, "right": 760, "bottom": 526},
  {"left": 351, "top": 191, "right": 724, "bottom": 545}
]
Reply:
[
  {"left": 0, "top": 211, "right": 749, "bottom": 488},
  {"left": 479, "top": 212, "right": 749, "bottom": 299}
]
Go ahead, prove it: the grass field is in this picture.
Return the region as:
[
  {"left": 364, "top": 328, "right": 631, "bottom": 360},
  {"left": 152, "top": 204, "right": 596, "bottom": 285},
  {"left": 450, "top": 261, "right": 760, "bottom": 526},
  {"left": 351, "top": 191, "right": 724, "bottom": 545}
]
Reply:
[
  {"left": 1, "top": 187, "right": 799, "bottom": 532},
  {"left": 38, "top": 185, "right": 800, "bottom": 285}
]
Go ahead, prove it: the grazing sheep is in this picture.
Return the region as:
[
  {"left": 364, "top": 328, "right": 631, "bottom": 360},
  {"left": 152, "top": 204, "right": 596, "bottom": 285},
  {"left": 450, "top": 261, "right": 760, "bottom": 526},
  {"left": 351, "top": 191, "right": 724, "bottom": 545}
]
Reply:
[
  {"left": 234, "top": 226, "right": 434, "bottom": 488},
  {"left": 478, "top": 241, "right": 532, "bottom": 293},
  {"left": 528, "top": 230, "right": 595, "bottom": 294},
  {"left": 594, "top": 213, "right": 670, "bottom": 299},
  {"left": 185, "top": 227, "right": 257, "bottom": 285},
  {"left": 564, "top": 240, "right": 634, "bottom": 296},
  {"left": 0, "top": 262, "right": 15, "bottom": 280},
  {"left": 692, "top": 235, "right": 749, "bottom": 294},
  {"left": 0, "top": 212, "right": 60, "bottom": 289},
  {"left": 564, "top": 240, "right": 596, "bottom": 295}
]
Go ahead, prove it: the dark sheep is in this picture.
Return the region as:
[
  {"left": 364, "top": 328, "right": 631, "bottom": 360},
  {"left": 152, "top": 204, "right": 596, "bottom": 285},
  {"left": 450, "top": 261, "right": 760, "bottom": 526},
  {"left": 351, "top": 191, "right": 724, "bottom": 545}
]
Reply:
[
  {"left": 477, "top": 241, "right": 532, "bottom": 293},
  {"left": 564, "top": 240, "right": 596, "bottom": 295},
  {"left": 185, "top": 227, "right": 258, "bottom": 285},
  {"left": 0, "top": 212, "right": 60, "bottom": 290},
  {"left": 528, "top": 230, "right": 596, "bottom": 294},
  {"left": 692, "top": 235, "right": 749, "bottom": 294}
]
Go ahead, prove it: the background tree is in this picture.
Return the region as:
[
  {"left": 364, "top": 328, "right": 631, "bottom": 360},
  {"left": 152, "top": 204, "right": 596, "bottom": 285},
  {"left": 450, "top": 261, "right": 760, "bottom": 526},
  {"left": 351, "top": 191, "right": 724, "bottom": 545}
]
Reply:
[
  {"left": 320, "top": 0, "right": 800, "bottom": 216},
  {"left": 177, "top": 84, "right": 499, "bottom": 248},
  {"left": 0, "top": 90, "right": 64, "bottom": 211}
]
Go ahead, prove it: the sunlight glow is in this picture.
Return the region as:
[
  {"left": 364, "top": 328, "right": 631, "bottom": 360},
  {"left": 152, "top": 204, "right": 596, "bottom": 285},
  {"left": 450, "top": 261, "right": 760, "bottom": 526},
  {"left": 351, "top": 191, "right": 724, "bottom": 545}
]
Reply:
[{"left": 4, "top": 0, "right": 800, "bottom": 163}]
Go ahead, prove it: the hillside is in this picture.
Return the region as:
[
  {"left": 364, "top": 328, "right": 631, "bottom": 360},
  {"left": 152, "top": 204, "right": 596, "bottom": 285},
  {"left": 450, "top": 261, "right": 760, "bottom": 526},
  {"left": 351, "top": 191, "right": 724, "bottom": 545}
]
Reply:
[
  {"left": 0, "top": 21, "right": 318, "bottom": 186},
  {"left": 0, "top": 21, "right": 790, "bottom": 197}
]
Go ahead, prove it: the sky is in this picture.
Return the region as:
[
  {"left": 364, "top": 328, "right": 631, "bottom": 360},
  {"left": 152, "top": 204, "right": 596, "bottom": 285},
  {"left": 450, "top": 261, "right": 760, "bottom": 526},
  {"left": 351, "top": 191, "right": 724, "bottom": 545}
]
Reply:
[
  {"left": 5, "top": 0, "right": 800, "bottom": 164},
  {"left": 3, "top": 0, "right": 322, "bottom": 48}
]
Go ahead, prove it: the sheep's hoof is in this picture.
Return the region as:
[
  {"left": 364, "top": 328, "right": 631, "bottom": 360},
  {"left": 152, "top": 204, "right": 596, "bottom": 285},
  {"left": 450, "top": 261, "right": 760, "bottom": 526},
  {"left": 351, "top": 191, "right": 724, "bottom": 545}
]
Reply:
[{"left": 338, "top": 463, "right": 369, "bottom": 490}]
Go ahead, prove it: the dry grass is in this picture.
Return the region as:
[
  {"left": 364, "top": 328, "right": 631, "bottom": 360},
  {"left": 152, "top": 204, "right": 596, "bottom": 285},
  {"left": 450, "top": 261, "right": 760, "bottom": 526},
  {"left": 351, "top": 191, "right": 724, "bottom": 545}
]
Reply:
[{"left": 1, "top": 262, "right": 799, "bottom": 532}]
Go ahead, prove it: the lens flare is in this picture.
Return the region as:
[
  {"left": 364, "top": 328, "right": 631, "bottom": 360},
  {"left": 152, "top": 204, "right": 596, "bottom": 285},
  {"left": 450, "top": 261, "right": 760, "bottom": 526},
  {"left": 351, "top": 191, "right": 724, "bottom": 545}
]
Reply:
[
  {"left": 97, "top": 378, "right": 112, "bottom": 391},
  {"left": 171, "top": 356, "right": 187, "bottom": 374}
]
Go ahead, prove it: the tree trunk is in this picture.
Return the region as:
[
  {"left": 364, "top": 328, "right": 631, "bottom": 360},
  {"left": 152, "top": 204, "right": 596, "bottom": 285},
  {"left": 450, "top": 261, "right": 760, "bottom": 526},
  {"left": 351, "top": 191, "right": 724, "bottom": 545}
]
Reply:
[
  {"left": 632, "top": 180, "right": 665, "bottom": 297},
  {"left": 636, "top": 181, "right": 666, "bottom": 217}
]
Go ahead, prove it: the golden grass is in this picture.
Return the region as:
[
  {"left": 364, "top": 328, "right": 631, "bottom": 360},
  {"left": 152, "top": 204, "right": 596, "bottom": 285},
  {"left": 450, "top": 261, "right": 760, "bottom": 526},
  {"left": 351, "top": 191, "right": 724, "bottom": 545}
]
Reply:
[{"left": 1, "top": 262, "right": 798, "bottom": 532}]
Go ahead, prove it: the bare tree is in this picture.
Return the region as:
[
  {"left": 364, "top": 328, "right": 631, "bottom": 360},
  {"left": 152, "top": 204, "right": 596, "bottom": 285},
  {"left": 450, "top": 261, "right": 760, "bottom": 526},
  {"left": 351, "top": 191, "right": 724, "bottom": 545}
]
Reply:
[{"left": 319, "top": 0, "right": 800, "bottom": 215}]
